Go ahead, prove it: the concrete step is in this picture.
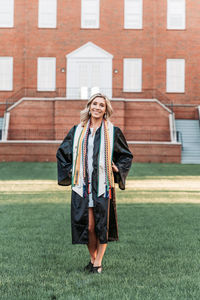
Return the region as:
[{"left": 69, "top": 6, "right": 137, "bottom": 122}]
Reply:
[
  {"left": 182, "top": 148, "right": 200, "bottom": 151},
  {"left": 184, "top": 148, "right": 200, "bottom": 151},
  {"left": 182, "top": 161, "right": 200, "bottom": 164},
  {"left": 182, "top": 152, "right": 200, "bottom": 156},
  {"left": 181, "top": 134, "right": 200, "bottom": 136},
  {"left": 183, "top": 141, "right": 200, "bottom": 144},
  {"left": 183, "top": 142, "right": 200, "bottom": 145},
  {"left": 182, "top": 138, "right": 200, "bottom": 141},
  {"left": 182, "top": 152, "right": 200, "bottom": 155},
  {"left": 182, "top": 161, "right": 200, "bottom": 163},
  {"left": 176, "top": 128, "right": 200, "bottom": 131},
  {"left": 178, "top": 133, "right": 199, "bottom": 135},
  {"left": 182, "top": 153, "right": 200, "bottom": 156}
]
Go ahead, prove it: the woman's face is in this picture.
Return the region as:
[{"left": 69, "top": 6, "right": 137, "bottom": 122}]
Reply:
[{"left": 90, "top": 97, "right": 106, "bottom": 120}]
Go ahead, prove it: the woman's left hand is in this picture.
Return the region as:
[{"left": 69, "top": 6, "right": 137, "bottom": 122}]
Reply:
[{"left": 112, "top": 162, "right": 119, "bottom": 173}]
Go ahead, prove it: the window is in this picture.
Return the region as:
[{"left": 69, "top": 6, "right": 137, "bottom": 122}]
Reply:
[
  {"left": 123, "top": 58, "right": 142, "bottom": 92},
  {"left": 0, "top": 0, "right": 14, "bottom": 27},
  {"left": 167, "top": 0, "right": 185, "bottom": 30},
  {"left": 37, "top": 58, "right": 56, "bottom": 91},
  {"left": 166, "top": 59, "right": 185, "bottom": 93},
  {"left": 0, "top": 57, "right": 13, "bottom": 91},
  {"left": 38, "top": 0, "right": 57, "bottom": 28},
  {"left": 124, "top": 0, "right": 143, "bottom": 29},
  {"left": 81, "top": 0, "right": 100, "bottom": 28}
]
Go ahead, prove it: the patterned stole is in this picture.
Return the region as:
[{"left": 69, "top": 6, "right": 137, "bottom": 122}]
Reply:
[{"left": 72, "top": 119, "right": 114, "bottom": 199}]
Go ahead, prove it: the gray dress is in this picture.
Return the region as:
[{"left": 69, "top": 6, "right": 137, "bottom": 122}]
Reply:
[{"left": 88, "top": 128, "right": 95, "bottom": 207}]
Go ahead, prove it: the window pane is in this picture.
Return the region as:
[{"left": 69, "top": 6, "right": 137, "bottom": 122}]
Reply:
[
  {"left": 166, "top": 59, "right": 185, "bottom": 93},
  {"left": 123, "top": 58, "right": 142, "bottom": 92},
  {"left": 0, "top": 0, "right": 14, "bottom": 27},
  {"left": 167, "top": 0, "right": 185, "bottom": 29},
  {"left": 38, "top": 0, "right": 57, "bottom": 28},
  {"left": 124, "top": 0, "right": 143, "bottom": 29},
  {"left": 81, "top": 0, "right": 99, "bottom": 28},
  {"left": 0, "top": 57, "right": 13, "bottom": 91},
  {"left": 37, "top": 58, "right": 56, "bottom": 91}
]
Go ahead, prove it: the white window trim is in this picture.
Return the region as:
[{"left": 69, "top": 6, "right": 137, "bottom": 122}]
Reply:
[
  {"left": 81, "top": 0, "right": 100, "bottom": 29},
  {"left": 123, "top": 58, "right": 142, "bottom": 92},
  {"left": 166, "top": 59, "right": 185, "bottom": 93},
  {"left": 0, "top": 0, "right": 14, "bottom": 28},
  {"left": 0, "top": 57, "right": 13, "bottom": 91},
  {"left": 124, "top": 0, "right": 143, "bottom": 29},
  {"left": 38, "top": 0, "right": 57, "bottom": 28},
  {"left": 167, "top": 0, "right": 186, "bottom": 30},
  {"left": 37, "top": 57, "right": 56, "bottom": 91}
]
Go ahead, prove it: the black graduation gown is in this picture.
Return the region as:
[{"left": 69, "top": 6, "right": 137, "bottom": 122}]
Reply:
[{"left": 56, "top": 125, "right": 133, "bottom": 244}]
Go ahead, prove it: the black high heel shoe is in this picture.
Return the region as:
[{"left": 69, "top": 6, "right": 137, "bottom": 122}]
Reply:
[
  {"left": 91, "top": 266, "right": 102, "bottom": 274},
  {"left": 84, "top": 261, "right": 93, "bottom": 272}
]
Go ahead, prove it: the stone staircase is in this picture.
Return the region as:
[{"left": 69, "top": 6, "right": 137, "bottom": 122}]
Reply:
[{"left": 175, "top": 119, "right": 200, "bottom": 164}]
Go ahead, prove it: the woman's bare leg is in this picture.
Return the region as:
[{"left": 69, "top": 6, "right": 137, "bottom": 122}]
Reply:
[
  {"left": 87, "top": 208, "right": 97, "bottom": 263},
  {"left": 87, "top": 208, "right": 107, "bottom": 271},
  {"left": 93, "top": 241, "right": 107, "bottom": 269}
]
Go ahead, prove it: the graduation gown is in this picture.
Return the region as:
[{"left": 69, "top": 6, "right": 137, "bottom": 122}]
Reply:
[{"left": 56, "top": 125, "right": 133, "bottom": 244}]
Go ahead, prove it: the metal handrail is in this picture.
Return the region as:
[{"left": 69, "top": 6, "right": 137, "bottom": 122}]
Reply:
[
  {"left": 0, "top": 87, "right": 174, "bottom": 110},
  {"left": 176, "top": 131, "right": 183, "bottom": 150}
]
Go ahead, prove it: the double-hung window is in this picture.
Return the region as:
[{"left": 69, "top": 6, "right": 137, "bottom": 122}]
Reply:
[
  {"left": 0, "top": 57, "right": 13, "bottom": 91},
  {"left": 81, "top": 0, "right": 100, "bottom": 28},
  {"left": 124, "top": 0, "right": 143, "bottom": 29},
  {"left": 123, "top": 58, "right": 142, "bottom": 92},
  {"left": 37, "top": 57, "right": 56, "bottom": 91},
  {"left": 167, "top": 0, "right": 185, "bottom": 30},
  {"left": 166, "top": 59, "right": 185, "bottom": 93},
  {"left": 38, "top": 0, "right": 57, "bottom": 28},
  {"left": 0, "top": 0, "right": 14, "bottom": 27}
]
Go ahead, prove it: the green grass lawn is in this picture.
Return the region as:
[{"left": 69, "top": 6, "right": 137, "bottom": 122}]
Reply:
[
  {"left": 0, "top": 162, "right": 200, "bottom": 181},
  {"left": 1, "top": 162, "right": 200, "bottom": 299},
  {"left": 1, "top": 192, "right": 200, "bottom": 299}
]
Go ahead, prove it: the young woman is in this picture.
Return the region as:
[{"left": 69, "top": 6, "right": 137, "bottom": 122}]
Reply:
[{"left": 56, "top": 93, "right": 133, "bottom": 274}]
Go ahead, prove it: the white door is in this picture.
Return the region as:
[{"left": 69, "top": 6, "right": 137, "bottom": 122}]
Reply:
[{"left": 67, "top": 59, "right": 112, "bottom": 99}]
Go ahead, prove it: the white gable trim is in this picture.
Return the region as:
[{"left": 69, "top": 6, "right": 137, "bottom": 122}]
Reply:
[{"left": 66, "top": 42, "right": 113, "bottom": 59}]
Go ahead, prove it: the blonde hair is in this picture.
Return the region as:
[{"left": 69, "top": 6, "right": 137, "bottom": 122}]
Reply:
[{"left": 80, "top": 93, "right": 113, "bottom": 126}]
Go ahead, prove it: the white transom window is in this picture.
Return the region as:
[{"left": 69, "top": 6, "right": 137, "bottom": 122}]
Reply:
[
  {"left": 167, "top": 0, "right": 185, "bottom": 30},
  {"left": 123, "top": 58, "right": 142, "bottom": 92},
  {"left": 81, "top": 0, "right": 100, "bottom": 28},
  {"left": 37, "top": 57, "right": 56, "bottom": 91},
  {"left": 38, "top": 0, "right": 57, "bottom": 28},
  {"left": 0, "top": 57, "right": 13, "bottom": 91},
  {"left": 0, "top": 0, "right": 14, "bottom": 27},
  {"left": 124, "top": 0, "right": 143, "bottom": 29},
  {"left": 166, "top": 59, "right": 185, "bottom": 93}
]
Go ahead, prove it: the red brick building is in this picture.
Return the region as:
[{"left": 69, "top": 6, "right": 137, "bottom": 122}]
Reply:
[{"left": 0, "top": 0, "right": 199, "bottom": 163}]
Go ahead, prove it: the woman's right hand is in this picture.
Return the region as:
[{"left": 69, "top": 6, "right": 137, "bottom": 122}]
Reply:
[{"left": 112, "top": 162, "right": 119, "bottom": 173}]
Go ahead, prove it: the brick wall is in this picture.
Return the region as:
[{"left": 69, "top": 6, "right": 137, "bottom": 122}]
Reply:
[
  {"left": 8, "top": 100, "right": 54, "bottom": 140},
  {"left": 8, "top": 99, "right": 171, "bottom": 141},
  {"left": 0, "top": 0, "right": 200, "bottom": 110},
  {"left": 0, "top": 141, "right": 181, "bottom": 163},
  {"left": 124, "top": 101, "right": 170, "bottom": 141}
]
